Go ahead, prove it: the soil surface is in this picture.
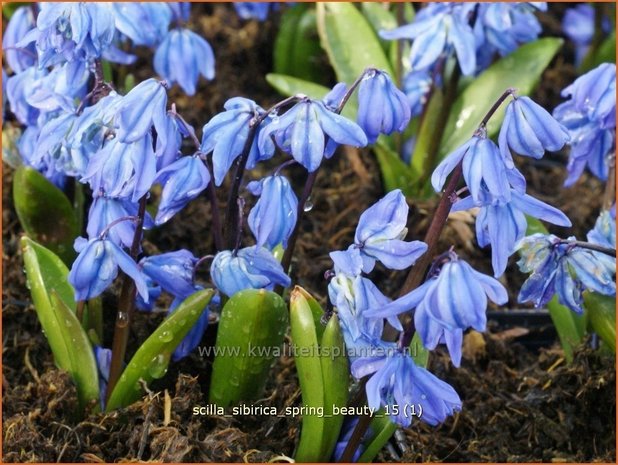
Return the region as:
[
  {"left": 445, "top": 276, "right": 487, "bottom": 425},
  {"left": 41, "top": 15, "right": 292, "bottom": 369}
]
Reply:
[{"left": 3, "top": 3, "right": 615, "bottom": 463}]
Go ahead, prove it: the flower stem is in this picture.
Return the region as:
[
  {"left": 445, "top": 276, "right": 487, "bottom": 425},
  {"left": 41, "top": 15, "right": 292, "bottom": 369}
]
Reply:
[
  {"left": 338, "top": 413, "right": 373, "bottom": 463},
  {"left": 106, "top": 195, "right": 147, "bottom": 404},
  {"left": 559, "top": 240, "right": 616, "bottom": 258}
]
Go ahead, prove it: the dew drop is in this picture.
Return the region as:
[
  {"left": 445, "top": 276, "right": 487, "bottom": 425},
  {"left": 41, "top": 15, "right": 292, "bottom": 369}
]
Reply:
[
  {"left": 148, "top": 353, "right": 169, "bottom": 379},
  {"left": 303, "top": 198, "right": 314, "bottom": 212},
  {"left": 158, "top": 330, "right": 174, "bottom": 343}
]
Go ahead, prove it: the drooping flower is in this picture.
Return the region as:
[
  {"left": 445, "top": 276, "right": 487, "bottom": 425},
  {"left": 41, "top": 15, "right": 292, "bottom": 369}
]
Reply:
[
  {"left": 234, "top": 3, "right": 279, "bottom": 21},
  {"left": 380, "top": 3, "right": 477, "bottom": 76},
  {"left": 432, "top": 132, "right": 511, "bottom": 205},
  {"left": 82, "top": 133, "right": 157, "bottom": 202},
  {"left": 68, "top": 237, "right": 149, "bottom": 302},
  {"left": 587, "top": 209, "right": 616, "bottom": 249},
  {"left": 247, "top": 175, "right": 298, "bottom": 249},
  {"left": 366, "top": 252, "right": 507, "bottom": 365},
  {"left": 356, "top": 69, "right": 411, "bottom": 144},
  {"left": 86, "top": 196, "right": 146, "bottom": 249},
  {"left": 562, "top": 4, "right": 598, "bottom": 65},
  {"left": 517, "top": 234, "right": 616, "bottom": 313},
  {"left": 258, "top": 97, "right": 367, "bottom": 172},
  {"left": 499, "top": 96, "right": 570, "bottom": 168},
  {"left": 154, "top": 155, "right": 211, "bottom": 225},
  {"left": 403, "top": 69, "right": 433, "bottom": 118},
  {"left": 5, "top": 67, "right": 43, "bottom": 126},
  {"left": 140, "top": 249, "right": 198, "bottom": 299},
  {"left": 201, "top": 97, "right": 274, "bottom": 186},
  {"left": 112, "top": 3, "right": 172, "bottom": 47},
  {"left": 154, "top": 28, "right": 215, "bottom": 96},
  {"left": 352, "top": 350, "right": 462, "bottom": 427},
  {"left": 351, "top": 189, "right": 427, "bottom": 272},
  {"left": 116, "top": 78, "right": 168, "bottom": 144},
  {"left": 2, "top": 6, "right": 37, "bottom": 73},
  {"left": 210, "top": 246, "right": 291, "bottom": 297},
  {"left": 452, "top": 187, "right": 572, "bottom": 277}
]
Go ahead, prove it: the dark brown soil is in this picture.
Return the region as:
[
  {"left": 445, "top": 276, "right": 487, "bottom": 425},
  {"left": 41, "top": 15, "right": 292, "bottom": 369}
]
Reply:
[{"left": 2, "top": 3, "right": 615, "bottom": 463}]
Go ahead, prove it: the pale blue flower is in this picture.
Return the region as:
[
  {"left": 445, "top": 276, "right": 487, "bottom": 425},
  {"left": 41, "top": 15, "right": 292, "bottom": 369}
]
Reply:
[
  {"left": 587, "top": 209, "right": 616, "bottom": 249},
  {"left": 2, "top": 6, "right": 37, "bottom": 73},
  {"left": 116, "top": 78, "right": 168, "bottom": 144},
  {"left": 140, "top": 249, "right": 198, "bottom": 299},
  {"left": 112, "top": 3, "right": 172, "bottom": 47}
]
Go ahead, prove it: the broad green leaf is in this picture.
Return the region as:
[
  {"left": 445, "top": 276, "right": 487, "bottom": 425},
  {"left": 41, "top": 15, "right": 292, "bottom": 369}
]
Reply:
[
  {"left": 360, "top": 3, "right": 397, "bottom": 53},
  {"left": 358, "top": 416, "right": 397, "bottom": 463},
  {"left": 374, "top": 139, "right": 416, "bottom": 196},
  {"left": 209, "top": 289, "right": 288, "bottom": 407},
  {"left": 21, "top": 237, "right": 98, "bottom": 413},
  {"left": 266, "top": 73, "right": 357, "bottom": 120},
  {"left": 316, "top": 2, "right": 394, "bottom": 85},
  {"left": 439, "top": 38, "right": 563, "bottom": 158},
  {"left": 295, "top": 285, "right": 326, "bottom": 342},
  {"left": 274, "top": 4, "right": 324, "bottom": 83},
  {"left": 319, "top": 314, "right": 349, "bottom": 460},
  {"left": 410, "top": 87, "right": 445, "bottom": 182},
  {"left": 14, "top": 166, "right": 79, "bottom": 264},
  {"left": 584, "top": 291, "right": 616, "bottom": 353},
  {"left": 50, "top": 293, "right": 100, "bottom": 412},
  {"left": 106, "top": 289, "right": 214, "bottom": 411},
  {"left": 525, "top": 217, "right": 585, "bottom": 362},
  {"left": 290, "top": 286, "right": 327, "bottom": 462}
]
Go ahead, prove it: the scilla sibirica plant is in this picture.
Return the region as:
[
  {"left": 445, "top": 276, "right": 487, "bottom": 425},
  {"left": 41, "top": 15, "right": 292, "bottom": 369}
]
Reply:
[{"left": 3, "top": 2, "right": 616, "bottom": 462}]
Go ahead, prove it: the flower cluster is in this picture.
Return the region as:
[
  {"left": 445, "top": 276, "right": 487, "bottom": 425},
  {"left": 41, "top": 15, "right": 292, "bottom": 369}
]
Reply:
[
  {"left": 434, "top": 93, "right": 572, "bottom": 277},
  {"left": 553, "top": 63, "right": 616, "bottom": 186}
]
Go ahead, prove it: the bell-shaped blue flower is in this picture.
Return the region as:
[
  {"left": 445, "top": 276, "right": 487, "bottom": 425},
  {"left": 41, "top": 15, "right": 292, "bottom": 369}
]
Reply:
[
  {"left": 432, "top": 133, "right": 510, "bottom": 205},
  {"left": 86, "top": 196, "right": 148, "bottom": 249},
  {"left": 452, "top": 187, "right": 572, "bottom": 277},
  {"left": 517, "top": 234, "right": 616, "bottom": 313},
  {"left": 499, "top": 96, "right": 570, "bottom": 168},
  {"left": 112, "top": 3, "right": 172, "bottom": 47},
  {"left": 353, "top": 189, "right": 427, "bottom": 272},
  {"left": 154, "top": 155, "right": 211, "bottom": 225},
  {"left": 258, "top": 97, "right": 367, "bottom": 172},
  {"left": 247, "top": 175, "right": 298, "bottom": 249},
  {"left": 140, "top": 249, "right": 198, "bottom": 299},
  {"left": 201, "top": 97, "right": 274, "bottom": 186},
  {"left": 154, "top": 28, "right": 215, "bottom": 96},
  {"left": 135, "top": 277, "right": 162, "bottom": 312},
  {"left": 352, "top": 350, "right": 462, "bottom": 427},
  {"left": 2, "top": 6, "right": 37, "bottom": 73},
  {"left": 380, "top": 3, "right": 477, "bottom": 76},
  {"left": 356, "top": 69, "right": 411, "bottom": 144},
  {"left": 82, "top": 133, "right": 157, "bottom": 202},
  {"left": 210, "top": 246, "right": 291, "bottom": 297},
  {"left": 234, "top": 3, "right": 278, "bottom": 21},
  {"left": 403, "top": 70, "right": 433, "bottom": 118},
  {"left": 6, "top": 67, "right": 43, "bottom": 126},
  {"left": 116, "top": 78, "right": 168, "bottom": 144},
  {"left": 68, "top": 237, "right": 149, "bottom": 302},
  {"left": 587, "top": 209, "right": 616, "bottom": 249},
  {"left": 94, "top": 346, "right": 112, "bottom": 409}
]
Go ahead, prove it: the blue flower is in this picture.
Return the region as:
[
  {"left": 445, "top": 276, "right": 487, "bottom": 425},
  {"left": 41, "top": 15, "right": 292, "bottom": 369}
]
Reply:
[
  {"left": 112, "top": 3, "right": 172, "bottom": 47},
  {"left": 154, "top": 155, "right": 211, "bottom": 225},
  {"left": 403, "top": 70, "right": 433, "bottom": 118},
  {"left": 247, "top": 175, "right": 298, "bottom": 250},
  {"left": 82, "top": 133, "right": 157, "bottom": 202},
  {"left": 352, "top": 189, "right": 427, "bottom": 272},
  {"left": 155, "top": 114, "right": 183, "bottom": 170},
  {"left": 210, "top": 246, "right": 290, "bottom": 297},
  {"left": 86, "top": 196, "right": 148, "bottom": 249},
  {"left": 366, "top": 253, "right": 507, "bottom": 364},
  {"left": 258, "top": 97, "right": 367, "bottom": 172},
  {"left": 68, "top": 237, "right": 149, "bottom": 302},
  {"left": 380, "top": 3, "right": 477, "bottom": 76},
  {"left": 140, "top": 249, "right": 198, "bottom": 299},
  {"left": 499, "top": 96, "right": 570, "bottom": 168},
  {"left": 517, "top": 234, "right": 616, "bottom": 313},
  {"left": 5, "top": 67, "right": 43, "bottom": 126},
  {"left": 22, "top": 3, "right": 115, "bottom": 67},
  {"left": 154, "top": 28, "right": 215, "bottom": 96},
  {"left": 561, "top": 5, "right": 611, "bottom": 66},
  {"left": 357, "top": 69, "right": 411, "bottom": 144},
  {"left": 135, "top": 277, "right": 162, "bottom": 312},
  {"left": 234, "top": 3, "right": 278, "bottom": 21},
  {"left": 201, "top": 97, "right": 274, "bottom": 186},
  {"left": 169, "top": 3, "right": 192, "bottom": 23},
  {"left": 452, "top": 187, "right": 572, "bottom": 277},
  {"left": 2, "top": 6, "right": 37, "bottom": 73},
  {"left": 352, "top": 350, "right": 462, "bottom": 427},
  {"left": 331, "top": 419, "right": 366, "bottom": 462},
  {"left": 94, "top": 346, "right": 111, "bottom": 409},
  {"left": 432, "top": 133, "right": 511, "bottom": 205},
  {"left": 116, "top": 78, "right": 168, "bottom": 144},
  {"left": 587, "top": 209, "right": 616, "bottom": 249}
]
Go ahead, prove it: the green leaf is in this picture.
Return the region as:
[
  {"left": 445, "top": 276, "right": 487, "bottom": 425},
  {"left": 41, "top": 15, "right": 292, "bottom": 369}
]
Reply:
[
  {"left": 290, "top": 286, "right": 327, "bottom": 462},
  {"left": 21, "top": 237, "right": 98, "bottom": 413},
  {"left": 358, "top": 415, "right": 397, "bottom": 463},
  {"left": 274, "top": 4, "right": 324, "bottom": 83},
  {"left": 525, "top": 217, "right": 585, "bottom": 362},
  {"left": 319, "top": 314, "right": 349, "bottom": 460},
  {"left": 316, "top": 2, "right": 394, "bottom": 85},
  {"left": 13, "top": 166, "right": 79, "bottom": 264},
  {"left": 580, "top": 31, "right": 616, "bottom": 72},
  {"left": 209, "top": 289, "right": 288, "bottom": 407},
  {"left": 2, "top": 2, "right": 30, "bottom": 19},
  {"left": 374, "top": 139, "right": 416, "bottom": 196},
  {"left": 106, "top": 289, "right": 214, "bottom": 411},
  {"left": 439, "top": 38, "right": 563, "bottom": 158},
  {"left": 410, "top": 87, "right": 445, "bottom": 182},
  {"left": 266, "top": 73, "right": 357, "bottom": 120},
  {"left": 360, "top": 3, "right": 397, "bottom": 53},
  {"left": 584, "top": 291, "right": 616, "bottom": 353}
]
